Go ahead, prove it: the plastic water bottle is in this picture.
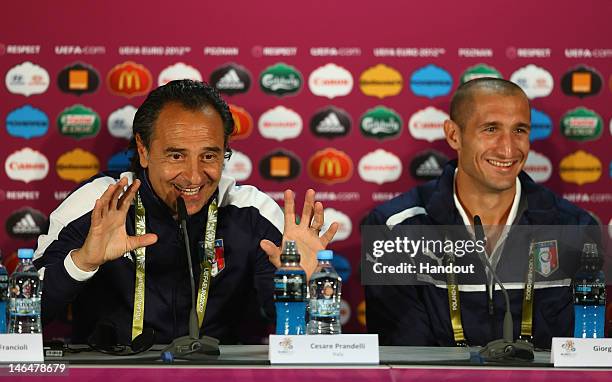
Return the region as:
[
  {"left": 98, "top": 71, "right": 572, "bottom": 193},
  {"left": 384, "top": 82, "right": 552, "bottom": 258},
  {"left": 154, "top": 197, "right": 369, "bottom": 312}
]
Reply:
[
  {"left": 274, "top": 241, "right": 307, "bottom": 335},
  {"left": 8, "top": 248, "right": 42, "bottom": 334},
  {"left": 573, "top": 243, "right": 606, "bottom": 338},
  {"left": 0, "top": 250, "right": 8, "bottom": 333},
  {"left": 307, "top": 250, "right": 342, "bottom": 334}
]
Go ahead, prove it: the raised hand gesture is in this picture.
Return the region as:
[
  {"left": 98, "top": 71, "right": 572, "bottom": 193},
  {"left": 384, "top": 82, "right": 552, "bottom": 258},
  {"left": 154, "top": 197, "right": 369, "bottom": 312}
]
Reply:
[
  {"left": 71, "top": 177, "right": 158, "bottom": 272},
  {"left": 260, "top": 189, "right": 339, "bottom": 279}
]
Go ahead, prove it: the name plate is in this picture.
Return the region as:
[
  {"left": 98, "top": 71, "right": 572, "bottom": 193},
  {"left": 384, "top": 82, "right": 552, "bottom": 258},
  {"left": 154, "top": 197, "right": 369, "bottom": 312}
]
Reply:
[
  {"left": 0, "top": 334, "right": 44, "bottom": 362},
  {"left": 269, "top": 334, "right": 379, "bottom": 364},
  {"left": 551, "top": 337, "right": 612, "bottom": 367}
]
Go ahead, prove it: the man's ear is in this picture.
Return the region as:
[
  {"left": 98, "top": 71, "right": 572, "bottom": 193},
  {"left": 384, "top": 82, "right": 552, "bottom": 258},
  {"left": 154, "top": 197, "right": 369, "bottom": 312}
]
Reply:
[
  {"left": 444, "top": 119, "right": 461, "bottom": 151},
  {"left": 135, "top": 134, "right": 149, "bottom": 168}
]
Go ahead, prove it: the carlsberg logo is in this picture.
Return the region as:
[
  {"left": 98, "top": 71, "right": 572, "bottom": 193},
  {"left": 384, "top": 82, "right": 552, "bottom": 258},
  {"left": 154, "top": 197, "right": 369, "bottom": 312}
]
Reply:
[
  {"left": 362, "top": 117, "right": 400, "bottom": 134},
  {"left": 261, "top": 74, "right": 300, "bottom": 90},
  {"left": 259, "top": 63, "right": 302, "bottom": 95},
  {"left": 360, "top": 106, "right": 402, "bottom": 139}
]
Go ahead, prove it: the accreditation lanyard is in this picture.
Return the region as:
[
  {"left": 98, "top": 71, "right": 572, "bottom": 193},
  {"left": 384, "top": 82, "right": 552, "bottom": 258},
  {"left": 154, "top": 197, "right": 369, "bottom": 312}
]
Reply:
[
  {"left": 446, "top": 241, "right": 536, "bottom": 345},
  {"left": 132, "top": 192, "right": 218, "bottom": 340}
]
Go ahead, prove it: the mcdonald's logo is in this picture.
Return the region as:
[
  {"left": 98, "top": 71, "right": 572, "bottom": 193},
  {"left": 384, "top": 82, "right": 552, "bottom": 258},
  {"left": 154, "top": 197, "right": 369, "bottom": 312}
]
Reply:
[
  {"left": 307, "top": 148, "right": 353, "bottom": 184},
  {"left": 107, "top": 61, "right": 152, "bottom": 98},
  {"left": 229, "top": 104, "right": 253, "bottom": 140}
]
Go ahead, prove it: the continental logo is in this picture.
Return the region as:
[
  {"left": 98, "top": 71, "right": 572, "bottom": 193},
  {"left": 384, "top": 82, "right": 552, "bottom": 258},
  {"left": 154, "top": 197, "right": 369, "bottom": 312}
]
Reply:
[
  {"left": 229, "top": 104, "right": 253, "bottom": 140},
  {"left": 307, "top": 148, "right": 353, "bottom": 184},
  {"left": 359, "top": 64, "right": 403, "bottom": 98},
  {"left": 56, "top": 148, "right": 100, "bottom": 183},
  {"left": 460, "top": 63, "right": 502, "bottom": 84},
  {"left": 57, "top": 62, "right": 100, "bottom": 95},
  {"left": 107, "top": 61, "right": 152, "bottom": 97},
  {"left": 560, "top": 107, "right": 602, "bottom": 141},
  {"left": 558, "top": 150, "right": 602, "bottom": 185},
  {"left": 561, "top": 65, "right": 602, "bottom": 98}
]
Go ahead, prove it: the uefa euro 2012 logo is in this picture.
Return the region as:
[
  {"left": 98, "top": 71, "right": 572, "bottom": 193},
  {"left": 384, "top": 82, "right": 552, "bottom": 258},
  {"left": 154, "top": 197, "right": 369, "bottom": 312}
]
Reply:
[
  {"left": 278, "top": 337, "right": 294, "bottom": 354},
  {"left": 561, "top": 339, "right": 576, "bottom": 355}
]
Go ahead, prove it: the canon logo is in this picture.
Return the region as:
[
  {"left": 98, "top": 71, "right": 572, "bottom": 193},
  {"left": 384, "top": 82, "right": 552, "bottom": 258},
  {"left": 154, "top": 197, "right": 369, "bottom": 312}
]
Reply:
[
  {"left": 314, "top": 78, "right": 350, "bottom": 85},
  {"left": 9, "top": 162, "right": 47, "bottom": 170}
]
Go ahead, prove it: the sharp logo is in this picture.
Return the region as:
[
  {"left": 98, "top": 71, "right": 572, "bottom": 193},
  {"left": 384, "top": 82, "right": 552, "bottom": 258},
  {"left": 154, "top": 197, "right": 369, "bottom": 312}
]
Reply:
[
  {"left": 308, "top": 148, "right": 353, "bottom": 184},
  {"left": 6, "top": 207, "right": 48, "bottom": 240},
  {"left": 310, "top": 106, "right": 351, "bottom": 138},
  {"left": 107, "top": 61, "right": 152, "bottom": 97},
  {"left": 358, "top": 149, "right": 402, "bottom": 185},
  {"left": 211, "top": 63, "right": 251, "bottom": 95}
]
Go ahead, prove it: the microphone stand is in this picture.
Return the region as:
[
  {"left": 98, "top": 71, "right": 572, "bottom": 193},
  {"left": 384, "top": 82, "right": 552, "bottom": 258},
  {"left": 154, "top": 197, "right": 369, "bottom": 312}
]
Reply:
[
  {"left": 474, "top": 216, "right": 534, "bottom": 362},
  {"left": 162, "top": 197, "right": 220, "bottom": 360}
]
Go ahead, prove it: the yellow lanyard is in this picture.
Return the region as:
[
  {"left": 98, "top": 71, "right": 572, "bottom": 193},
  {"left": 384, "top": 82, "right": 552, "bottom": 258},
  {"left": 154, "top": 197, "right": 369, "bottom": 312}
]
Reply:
[
  {"left": 446, "top": 242, "right": 536, "bottom": 345},
  {"left": 132, "top": 192, "right": 218, "bottom": 339}
]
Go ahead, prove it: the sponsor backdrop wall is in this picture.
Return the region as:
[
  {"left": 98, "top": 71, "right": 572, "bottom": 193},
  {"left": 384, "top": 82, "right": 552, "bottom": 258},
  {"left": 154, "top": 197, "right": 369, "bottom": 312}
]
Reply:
[{"left": 2, "top": 0, "right": 611, "bottom": 335}]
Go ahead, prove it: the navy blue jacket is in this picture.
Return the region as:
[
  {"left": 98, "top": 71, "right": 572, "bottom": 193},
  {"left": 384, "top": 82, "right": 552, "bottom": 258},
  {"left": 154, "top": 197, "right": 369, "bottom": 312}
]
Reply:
[
  {"left": 34, "top": 171, "right": 283, "bottom": 344},
  {"left": 364, "top": 160, "right": 597, "bottom": 349}
]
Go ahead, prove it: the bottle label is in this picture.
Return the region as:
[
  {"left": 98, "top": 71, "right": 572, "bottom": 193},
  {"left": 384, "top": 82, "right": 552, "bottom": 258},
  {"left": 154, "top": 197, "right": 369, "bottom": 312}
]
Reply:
[
  {"left": 312, "top": 299, "right": 338, "bottom": 317},
  {"left": 9, "top": 297, "right": 41, "bottom": 316},
  {"left": 274, "top": 273, "right": 306, "bottom": 302}
]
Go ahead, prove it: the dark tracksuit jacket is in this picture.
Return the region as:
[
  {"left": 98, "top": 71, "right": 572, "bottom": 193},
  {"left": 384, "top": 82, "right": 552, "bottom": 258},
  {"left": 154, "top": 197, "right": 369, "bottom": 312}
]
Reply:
[
  {"left": 364, "top": 160, "right": 598, "bottom": 349},
  {"left": 34, "top": 171, "right": 283, "bottom": 344}
]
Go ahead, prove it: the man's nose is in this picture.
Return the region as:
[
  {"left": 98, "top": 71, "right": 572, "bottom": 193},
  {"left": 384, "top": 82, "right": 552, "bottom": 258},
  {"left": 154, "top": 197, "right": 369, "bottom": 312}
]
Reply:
[
  {"left": 182, "top": 158, "right": 203, "bottom": 185},
  {"left": 496, "top": 130, "right": 516, "bottom": 158}
]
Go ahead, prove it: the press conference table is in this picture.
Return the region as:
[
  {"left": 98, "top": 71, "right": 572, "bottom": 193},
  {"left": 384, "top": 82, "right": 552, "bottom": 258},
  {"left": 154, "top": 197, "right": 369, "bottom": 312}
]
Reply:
[{"left": 6, "top": 345, "right": 612, "bottom": 381}]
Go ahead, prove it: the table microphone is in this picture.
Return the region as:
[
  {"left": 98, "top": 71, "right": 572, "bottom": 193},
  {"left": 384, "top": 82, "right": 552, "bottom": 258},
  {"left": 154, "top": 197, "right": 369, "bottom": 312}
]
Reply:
[
  {"left": 473, "top": 215, "right": 534, "bottom": 362},
  {"left": 161, "top": 196, "right": 220, "bottom": 360}
]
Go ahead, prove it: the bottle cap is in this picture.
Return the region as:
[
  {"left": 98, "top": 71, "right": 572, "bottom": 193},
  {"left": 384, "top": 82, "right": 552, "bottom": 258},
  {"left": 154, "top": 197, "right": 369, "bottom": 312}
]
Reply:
[
  {"left": 280, "top": 240, "right": 300, "bottom": 263},
  {"left": 317, "top": 249, "right": 333, "bottom": 260},
  {"left": 18, "top": 248, "right": 34, "bottom": 259}
]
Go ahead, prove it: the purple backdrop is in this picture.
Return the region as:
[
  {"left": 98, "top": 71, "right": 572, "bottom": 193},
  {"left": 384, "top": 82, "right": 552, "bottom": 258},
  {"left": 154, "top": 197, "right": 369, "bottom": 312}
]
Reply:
[{"left": 1, "top": 0, "right": 611, "bottom": 335}]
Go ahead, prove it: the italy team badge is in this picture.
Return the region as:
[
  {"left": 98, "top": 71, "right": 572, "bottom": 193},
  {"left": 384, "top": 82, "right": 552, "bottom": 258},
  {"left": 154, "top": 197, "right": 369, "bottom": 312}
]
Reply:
[
  {"left": 210, "top": 239, "right": 225, "bottom": 277},
  {"left": 531, "top": 240, "right": 559, "bottom": 277}
]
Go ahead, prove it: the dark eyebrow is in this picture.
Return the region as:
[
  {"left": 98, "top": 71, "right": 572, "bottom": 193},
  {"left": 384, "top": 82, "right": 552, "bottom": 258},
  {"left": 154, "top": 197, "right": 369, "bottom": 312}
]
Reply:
[{"left": 164, "top": 146, "right": 223, "bottom": 154}]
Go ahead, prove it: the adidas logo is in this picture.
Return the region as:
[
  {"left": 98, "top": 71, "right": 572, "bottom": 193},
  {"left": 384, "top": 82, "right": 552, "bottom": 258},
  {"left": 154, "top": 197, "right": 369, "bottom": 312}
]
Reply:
[
  {"left": 416, "top": 156, "right": 442, "bottom": 176},
  {"left": 12, "top": 213, "right": 41, "bottom": 234},
  {"left": 316, "top": 112, "right": 344, "bottom": 133},
  {"left": 216, "top": 69, "right": 244, "bottom": 89}
]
